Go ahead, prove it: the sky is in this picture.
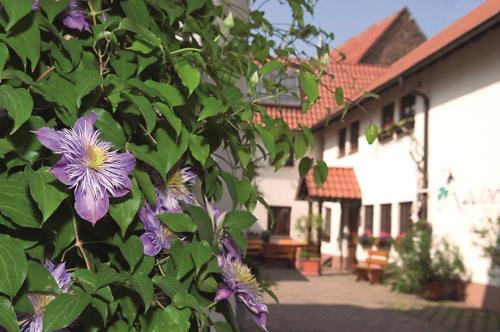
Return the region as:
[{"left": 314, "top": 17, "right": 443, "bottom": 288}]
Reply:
[{"left": 256, "top": 0, "right": 484, "bottom": 55}]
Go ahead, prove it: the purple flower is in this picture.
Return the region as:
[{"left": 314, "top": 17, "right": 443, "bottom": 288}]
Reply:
[
  {"left": 36, "top": 113, "right": 136, "bottom": 224},
  {"left": 215, "top": 256, "right": 268, "bottom": 331},
  {"left": 32, "top": 0, "right": 40, "bottom": 11},
  {"left": 139, "top": 203, "right": 176, "bottom": 256},
  {"left": 19, "top": 260, "right": 72, "bottom": 332},
  {"left": 155, "top": 168, "right": 196, "bottom": 213},
  {"left": 209, "top": 203, "right": 242, "bottom": 261},
  {"left": 62, "top": 0, "right": 91, "bottom": 32}
]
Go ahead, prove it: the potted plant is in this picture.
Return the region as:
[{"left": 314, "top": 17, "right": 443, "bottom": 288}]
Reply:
[
  {"left": 295, "top": 214, "right": 324, "bottom": 275},
  {"left": 424, "top": 239, "right": 466, "bottom": 301},
  {"left": 359, "top": 231, "right": 375, "bottom": 248},
  {"left": 377, "top": 232, "right": 393, "bottom": 249},
  {"left": 300, "top": 250, "right": 321, "bottom": 276}
]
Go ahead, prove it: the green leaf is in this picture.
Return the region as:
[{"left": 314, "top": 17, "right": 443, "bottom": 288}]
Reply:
[
  {"left": 120, "top": 0, "right": 151, "bottom": 28},
  {"left": 0, "top": 0, "right": 32, "bottom": 30},
  {"left": 25, "top": 261, "right": 58, "bottom": 293},
  {"left": 198, "top": 97, "right": 228, "bottom": 121},
  {"left": 0, "top": 86, "right": 33, "bottom": 134},
  {"left": 335, "top": 87, "right": 344, "bottom": 106},
  {"left": 117, "top": 18, "right": 163, "bottom": 52},
  {"left": 73, "top": 70, "right": 101, "bottom": 108},
  {"left": 153, "top": 275, "right": 186, "bottom": 298},
  {"left": 0, "top": 238, "right": 27, "bottom": 297},
  {"left": 189, "top": 134, "right": 209, "bottom": 166},
  {"left": 128, "top": 144, "right": 165, "bottom": 180},
  {"left": 365, "top": 124, "right": 379, "bottom": 144},
  {"left": 186, "top": 0, "right": 205, "bottom": 14},
  {"left": 0, "top": 139, "right": 15, "bottom": 158},
  {"left": 72, "top": 269, "right": 97, "bottom": 293},
  {"left": 173, "top": 293, "right": 201, "bottom": 313},
  {"left": 109, "top": 178, "right": 142, "bottom": 236},
  {"left": 43, "top": 290, "right": 91, "bottom": 332},
  {"left": 313, "top": 160, "right": 328, "bottom": 187},
  {"left": 134, "top": 168, "right": 157, "bottom": 205},
  {"left": 146, "top": 305, "right": 191, "bottom": 332},
  {"left": 93, "top": 108, "right": 127, "bottom": 148},
  {"left": 175, "top": 62, "right": 200, "bottom": 95},
  {"left": 0, "top": 44, "right": 8, "bottom": 76},
  {"left": 145, "top": 81, "right": 185, "bottom": 107},
  {"left": 158, "top": 213, "right": 197, "bottom": 233},
  {"left": 131, "top": 273, "right": 154, "bottom": 312},
  {"left": 261, "top": 60, "right": 282, "bottom": 76},
  {"left": 299, "top": 71, "right": 318, "bottom": 103},
  {"left": 0, "top": 174, "right": 40, "bottom": 228},
  {"left": 189, "top": 241, "right": 212, "bottom": 274},
  {"left": 95, "top": 266, "right": 128, "bottom": 290},
  {"left": 0, "top": 296, "right": 19, "bottom": 332},
  {"left": 40, "top": 0, "right": 69, "bottom": 23},
  {"left": 26, "top": 167, "right": 68, "bottom": 222},
  {"left": 155, "top": 103, "right": 182, "bottom": 137},
  {"left": 298, "top": 156, "right": 313, "bottom": 178},
  {"left": 110, "top": 51, "right": 137, "bottom": 79},
  {"left": 184, "top": 205, "right": 214, "bottom": 243},
  {"left": 119, "top": 235, "right": 143, "bottom": 271},
  {"left": 125, "top": 93, "right": 156, "bottom": 133},
  {"left": 294, "top": 133, "right": 307, "bottom": 159},
  {"left": 255, "top": 124, "right": 276, "bottom": 157},
  {"left": 171, "top": 244, "right": 194, "bottom": 279},
  {"left": 4, "top": 15, "right": 40, "bottom": 69},
  {"left": 156, "top": 127, "right": 189, "bottom": 176},
  {"left": 223, "top": 210, "right": 256, "bottom": 230}
]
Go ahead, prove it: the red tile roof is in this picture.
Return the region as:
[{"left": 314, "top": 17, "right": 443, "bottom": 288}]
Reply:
[
  {"left": 332, "top": 8, "right": 403, "bottom": 64},
  {"left": 317, "top": 0, "right": 500, "bottom": 129},
  {"left": 298, "top": 167, "right": 361, "bottom": 200},
  {"left": 264, "top": 62, "right": 387, "bottom": 129}
]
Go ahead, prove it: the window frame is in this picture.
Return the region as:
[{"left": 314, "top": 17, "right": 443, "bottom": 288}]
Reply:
[
  {"left": 380, "top": 204, "right": 392, "bottom": 234},
  {"left": 268, "top": 206, "right": 292, "bottom": 236},
  {"left": 364, "top": 205, "right": 374, "bottom": 233},
  {"left": 323, "top": 207, "right": 332, "bottom": 241},
  {"left": 349, "top": 121, "right": 359, "bottom": 153},
  {"left": 381, "top": 103, "right": 395, "bottom": 130},
  {"left": 399, "top": 202, "right": 412, "bottom": 234},
  {"left": 400, "top": 94, "right": 416, "bottom": 131},
  {"left": 338, "top": 127, "right": 347, "bottom": 157}
]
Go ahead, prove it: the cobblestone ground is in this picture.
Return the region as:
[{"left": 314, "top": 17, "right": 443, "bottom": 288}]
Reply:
[{"left": 240, "top": 268, "right": 500, "bottom": 332}]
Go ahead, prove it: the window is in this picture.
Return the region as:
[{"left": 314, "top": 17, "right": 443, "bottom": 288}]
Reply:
[
  {"left": 268, "top": 206, "right": 291, "bottom": 236},
  {"left": 399, "top": 202, "right": 412, "bottom": 234},
  {"left": 349, "top": 121, "right": 359, "bottom": 153},
  {"left": 323, "top": 207, "right": 332, "bottom": 241},
  {"left": 381, "top": 103, "right": 395, "bottom": 130},
  {"left": 400, "top": 94, "right": 416, "bottom": 131},
  {"left": 364, "top": 205, "right": 373, "bottom": 233},
  {"left": 338, "top": 127, "right": 347, "bottom": 157},
  {"left": 256, "top": 70, "right": 301, "bottom": 107},
  {"left": 380, "top": 204, "right": 392, "bottom": 234}
]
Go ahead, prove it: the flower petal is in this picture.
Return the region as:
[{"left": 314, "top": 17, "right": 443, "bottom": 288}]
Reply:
[
  {"left": 117, "top": 152, "right": 136, "bottom": 175},
  {"left": 74, "top": 186, "right": 109, "bottom": 224},
  {"left": 62, "top": 14, "right": 91, "bottom": 32},
  {"left": 29, "top": 314, "right": 43, "bottom": 332},
  {"left": 253, "top": 312, "right": 268, "bottom": 332},
  {"left": 36, "top": 127, "right": 62, "bottom": 151},
  {"left": 112, "top": 176, "right": 132, "bottom": 198},
  {"left": 141, "top": 233, "right": 161, "bottom": 256},
  {"left": 214, "top": 285, "right": 234, "bottom": 301},
  {"left": 50, "top": 157, "right": 75, "bottom": 186},
  {"left": 73, "top": 112, "right": 97, "bottom": 132}
]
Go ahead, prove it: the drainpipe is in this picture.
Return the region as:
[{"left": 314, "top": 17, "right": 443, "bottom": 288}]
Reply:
[{"left": 411, "top": 90, "right": 430, "bottom": 222}]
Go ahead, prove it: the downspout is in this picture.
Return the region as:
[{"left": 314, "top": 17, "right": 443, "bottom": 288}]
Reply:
[{"left": 411, "top": 90, "right": 430, "bottom": 222}]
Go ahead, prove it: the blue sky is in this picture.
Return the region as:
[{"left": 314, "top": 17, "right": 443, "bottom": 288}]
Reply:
[{"left": 256, "top": 0, "right": 484, "bottom": 55}]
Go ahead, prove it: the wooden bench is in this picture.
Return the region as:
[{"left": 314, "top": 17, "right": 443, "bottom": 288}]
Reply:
[
  {"left": 247, "top": 239, "right": 264, "bottom": 259},
  {"left": 263, "top": 243, "right": 296, "bottom": 267},
  {"left": 354, "top": 250, "right": 389, "bottom": 284}
]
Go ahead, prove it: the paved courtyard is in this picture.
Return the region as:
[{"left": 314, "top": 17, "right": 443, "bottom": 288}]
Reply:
[{"left": 241, "top": 268, "right": 500, "bottom": 332}]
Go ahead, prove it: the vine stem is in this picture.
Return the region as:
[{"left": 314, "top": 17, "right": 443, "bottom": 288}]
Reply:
[
  {"left": 72, "top": 212, "right": 93, "bottom": 271},
  {"left": 169, "top": 47, "right": 202, "bottom": 55}
]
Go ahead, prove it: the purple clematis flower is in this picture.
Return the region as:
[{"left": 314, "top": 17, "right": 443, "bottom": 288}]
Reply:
[
  {"left": 36, "top": 113, "right": 136, "bottom": 224},
  {"left": 215, "top": 255, "right": 269, "bottom": 331},
  {"left": 19, "top": 260, "right": 72, "bottom": 332},
  {"left": 155, "top": 167, "right": 196, "bottom": 213},
  {"left": 139, "top": 202, "right": 176, "bottom": 256},
  {"left": 32, "top": 0, "right": 40, "bottom": 11},
  {"left": 62, "top": 0, "right": 91, "bottom": 32},
  {"left": 209, "top": 202, "right": 242, "bottom": 261}
]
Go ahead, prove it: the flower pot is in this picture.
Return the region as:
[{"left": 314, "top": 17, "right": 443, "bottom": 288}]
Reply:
[
  {"left": 424, "top": 280, "right": 445, "bottom": 301},
  {"left": 302, "top": 258, "right": 321, "bottom": 276}
]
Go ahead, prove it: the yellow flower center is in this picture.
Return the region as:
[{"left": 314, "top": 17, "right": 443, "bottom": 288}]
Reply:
[
  {"left": 232, "top": 261, "right": 259, "bottom": 291},
  {"left": 86, "top": 145, "right": 106, "bottom": 169},
  {"left": 32, "top": 293, "right": 56, "bottom": 315},
  {"left": 166, "top": 170, "right": 184, "bottom": 188}
]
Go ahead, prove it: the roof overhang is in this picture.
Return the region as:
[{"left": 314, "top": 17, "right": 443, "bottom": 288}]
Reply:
[{"left": 297, "top": 167, "right": 362, "bottom": 202}]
